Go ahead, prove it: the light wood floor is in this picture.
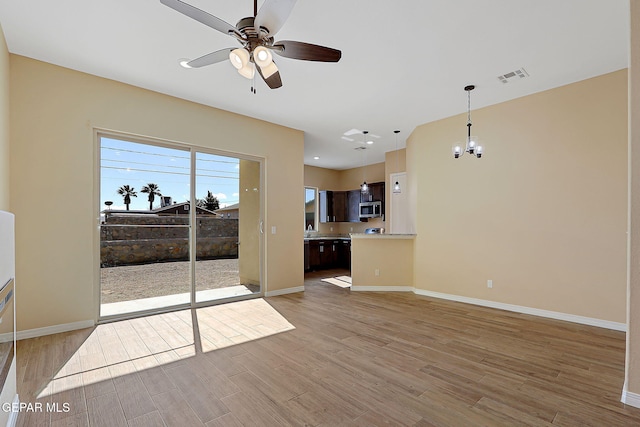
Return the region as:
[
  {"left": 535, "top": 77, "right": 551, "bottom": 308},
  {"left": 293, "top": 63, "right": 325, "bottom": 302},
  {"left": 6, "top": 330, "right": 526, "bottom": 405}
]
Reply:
[{"left": 15, "top": 269, "right": 640, "bottom": 426}]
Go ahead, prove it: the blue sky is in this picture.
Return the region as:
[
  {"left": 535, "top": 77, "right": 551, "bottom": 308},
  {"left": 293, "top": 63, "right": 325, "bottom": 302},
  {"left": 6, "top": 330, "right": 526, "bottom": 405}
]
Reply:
[{"left": 100, "top": 137, "right": 239, "bottom": 211}]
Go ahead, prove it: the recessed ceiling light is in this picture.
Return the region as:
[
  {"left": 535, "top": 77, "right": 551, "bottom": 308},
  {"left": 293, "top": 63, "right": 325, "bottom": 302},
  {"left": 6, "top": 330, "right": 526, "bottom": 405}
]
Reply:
[
  {"left": 366, "top": 140, "right": 374, "bottom": 145},
  {"left": 313, "top": 156, "right": 320, "bottom": 160}
]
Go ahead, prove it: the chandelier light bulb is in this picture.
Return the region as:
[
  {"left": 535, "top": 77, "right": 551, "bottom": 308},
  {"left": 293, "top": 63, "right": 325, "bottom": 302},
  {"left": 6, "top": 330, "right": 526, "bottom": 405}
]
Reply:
[{"left": 453, "top": 145, "right": 462, "bottom": 158}]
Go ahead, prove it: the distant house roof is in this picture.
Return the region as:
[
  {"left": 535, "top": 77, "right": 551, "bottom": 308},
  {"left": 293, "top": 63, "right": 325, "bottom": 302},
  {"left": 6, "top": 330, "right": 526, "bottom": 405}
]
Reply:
[
  {"left": 101, "top": 202, "right": 219, "bottom": 216},
  {"left": 216, "top": 203, "right": 239, "bottom": 212},
  {"left": 153, "top": 201, "right": 217, "bottom": 216}
]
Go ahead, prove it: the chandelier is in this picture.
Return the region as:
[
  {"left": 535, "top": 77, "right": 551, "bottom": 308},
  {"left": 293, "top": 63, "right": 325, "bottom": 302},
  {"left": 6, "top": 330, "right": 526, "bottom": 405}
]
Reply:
[{"left": 453, "top": 85, "right": 483, "bottom": 159}]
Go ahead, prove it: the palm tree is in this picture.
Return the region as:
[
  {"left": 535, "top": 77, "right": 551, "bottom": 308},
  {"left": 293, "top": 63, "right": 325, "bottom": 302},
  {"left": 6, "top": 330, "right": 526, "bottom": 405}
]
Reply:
[
  {"left": 197, "top": 191, "right": 220, "bottom": 211},
  {"left": 141, "top": 183, "right": 162, "bottom": 210},
  {"left": 117, "top": 185, "right": 137, "bottom": 211}
]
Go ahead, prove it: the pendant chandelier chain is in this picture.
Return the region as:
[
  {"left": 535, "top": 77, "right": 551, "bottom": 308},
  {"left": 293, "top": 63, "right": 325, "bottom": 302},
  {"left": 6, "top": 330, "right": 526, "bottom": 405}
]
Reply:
[{"left": 467, "top": 89, "right": 472, "bottom": 127}]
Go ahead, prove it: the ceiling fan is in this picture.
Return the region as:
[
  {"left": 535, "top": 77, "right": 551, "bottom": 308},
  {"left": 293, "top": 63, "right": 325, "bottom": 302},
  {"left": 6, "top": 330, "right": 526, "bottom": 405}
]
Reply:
[{"left": 160, "top": 0, "right": 342, "bottom": 91}]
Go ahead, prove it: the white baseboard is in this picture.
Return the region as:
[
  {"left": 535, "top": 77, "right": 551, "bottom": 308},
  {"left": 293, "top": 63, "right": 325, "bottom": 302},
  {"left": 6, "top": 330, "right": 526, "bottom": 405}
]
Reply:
[
  {"left": 621, "top": 386, "right": 640, "bottom": 408},
  {"left": 351, "top": 286, "right": 414, "bottom": 292},
  {"left": 414, "top": 289, "right": 627, "bottom": 332},
  {"left": 265, "top": 286, "right": 305, "bottom": 297},
  {"left": 16, "top": 320, "right": 95, "bottom": 340},
  {"left": 7, "top": 394, "right": 19, "bottom": 427}
]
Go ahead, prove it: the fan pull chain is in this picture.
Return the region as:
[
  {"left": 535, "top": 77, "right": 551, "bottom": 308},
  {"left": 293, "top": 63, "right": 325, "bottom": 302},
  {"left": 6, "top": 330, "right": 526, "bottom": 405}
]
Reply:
[{"left": 251, "top": 71, "right": 256, "bottom": 94}]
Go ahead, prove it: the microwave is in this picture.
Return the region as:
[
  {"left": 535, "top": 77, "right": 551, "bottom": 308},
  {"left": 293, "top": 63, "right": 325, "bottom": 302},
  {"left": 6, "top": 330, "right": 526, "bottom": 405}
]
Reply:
[{"left": 359, "top": 201, "right": 382, "bottom": 218}]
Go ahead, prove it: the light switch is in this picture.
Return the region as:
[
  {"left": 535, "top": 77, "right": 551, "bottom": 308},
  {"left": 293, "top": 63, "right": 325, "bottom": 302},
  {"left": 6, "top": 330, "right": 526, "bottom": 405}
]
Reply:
[{"left": 271, "top": 226, "right": 276, "bottom": 234}]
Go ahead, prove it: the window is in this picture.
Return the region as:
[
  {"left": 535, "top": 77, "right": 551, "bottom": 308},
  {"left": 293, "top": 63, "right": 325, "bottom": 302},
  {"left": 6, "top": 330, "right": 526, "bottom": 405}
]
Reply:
[{"left": 305, "top": 187, "right": 317, "bottom": 231}]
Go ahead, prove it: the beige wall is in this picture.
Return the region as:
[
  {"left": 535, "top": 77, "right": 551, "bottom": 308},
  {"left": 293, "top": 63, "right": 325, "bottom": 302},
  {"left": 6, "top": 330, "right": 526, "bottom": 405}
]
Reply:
[
  {"left": 385, "top": 148, "right": 406, "bottom": 176},
  {"left": 304, "top": 162, "right": 386, "bottom": 234},
  {"left": 10, "top": 55, "right": 304, "bottom": 331},
  {"left": 385, "top": 148, "right": 407, "bottom": 229},
  {"left": 627, "top": 0, "right": 640, "bottom": 398},
  {"left": 238, "top": 159, "right": 261, "bottom": 286},
  {"left": 0, "top": 25, "right": 9, "bottom": 211},
  {"left": 408, "top": 69, "right": 628, "bottom": 323}
]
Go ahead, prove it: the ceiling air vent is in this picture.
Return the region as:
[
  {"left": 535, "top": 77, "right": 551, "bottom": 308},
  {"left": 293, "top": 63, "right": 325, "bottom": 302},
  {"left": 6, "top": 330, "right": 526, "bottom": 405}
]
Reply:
[{"left": 498, "top": 68, "right": 529, "bottom": 84}]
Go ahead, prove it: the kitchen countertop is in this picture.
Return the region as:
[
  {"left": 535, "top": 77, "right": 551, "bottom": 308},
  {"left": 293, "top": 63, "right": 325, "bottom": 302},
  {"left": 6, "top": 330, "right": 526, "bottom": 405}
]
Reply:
[
  {"left": 304, "top": 235, "right": 351, "bottom": 241},
  {"left": 349, "top": 233, "right": 416, "bottom": 239}
]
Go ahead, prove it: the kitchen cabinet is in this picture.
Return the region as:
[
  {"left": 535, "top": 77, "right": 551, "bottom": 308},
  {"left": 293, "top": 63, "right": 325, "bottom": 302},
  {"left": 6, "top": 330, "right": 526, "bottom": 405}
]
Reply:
[
  {"left": 361, "top": 182, "right": 385, "bottom": 203},
  {"left": 305, "top": 239, "right": 351, "bottom": 271},
  {"left": 360, "top": 182, "right": 385, "bottom": 219},
  {"left": 320, "top": 240, "right": 336, "bottom": 266},
  {"left": 320, "top": 191, "right": 347, "bottom": 223},
  {"left": 320, "top": 183, "right": 384, "bottom": 223},
  {"left": 337, "top": 240, "right": 351, "bottom": 269},
  {"left": 308, "top": 240, "right": 321, "bottom": 269},
  {"left": 347, "top": 190, "right": 363, "bottom": 222}
]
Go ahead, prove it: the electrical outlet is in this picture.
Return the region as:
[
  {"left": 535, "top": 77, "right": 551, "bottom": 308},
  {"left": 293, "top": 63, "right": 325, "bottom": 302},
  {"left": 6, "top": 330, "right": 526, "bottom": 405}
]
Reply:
[
  {"left": 271, "top": 226, "right": 276, "bottom": 234},
  {"left": 487, "top": 279, "right": 493, "bottom": 288},
  {"left": 375, "top": 269, "right": 380, "bottom": 276},
  {"left": 350, "top": 227, "right": 353, "bottom": 232},
  {"left": 330, "top": 227, "right": 333, "bottom": 232}
]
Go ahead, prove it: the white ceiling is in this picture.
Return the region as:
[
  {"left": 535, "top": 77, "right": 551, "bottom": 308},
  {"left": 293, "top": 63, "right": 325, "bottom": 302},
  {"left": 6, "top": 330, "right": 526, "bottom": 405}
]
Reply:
[{"left": 0, "top": 0, "right": 629, "bottom": 169}]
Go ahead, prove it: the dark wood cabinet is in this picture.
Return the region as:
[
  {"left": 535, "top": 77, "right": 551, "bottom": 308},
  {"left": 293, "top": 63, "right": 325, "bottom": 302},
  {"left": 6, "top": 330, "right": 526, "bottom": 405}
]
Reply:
[
  {"left": 333, "top": 192, "right": 347, "bottom": 222},
  {"left": 337, "top": 240, "right": 351, "bottom": 269},
  {"left": 308, "top": 240, "right": 321, "bottom": 269},
  {"left": 320, "top": 191, "right": 347, "bottom": 223},
  {"left": 304, "top": 241, "right": 310, "bottom": 271},
  {"left": 319, "top": 240, "right": 333, "bottom": 266},
  {"left": 321, "top": 183, "right": 384, "bottom": 223},
  {"left": 360, "top": 182, "right": 385, "bottom": 203},
  {"left": 347, "top": 190, "right": 362, "bottom": 222},
  {"left": 305, "top": 239, "right": 351, "bottom": 271}
]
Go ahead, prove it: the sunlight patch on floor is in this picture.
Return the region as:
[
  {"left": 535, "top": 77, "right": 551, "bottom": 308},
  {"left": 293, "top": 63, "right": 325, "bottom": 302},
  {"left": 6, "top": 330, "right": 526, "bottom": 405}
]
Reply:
[
  {"left": 321, "top": 276, "right": 352, "bottom": 288},
  {"left": 37, "top": 298, "right": 295, "bottom": 399}
]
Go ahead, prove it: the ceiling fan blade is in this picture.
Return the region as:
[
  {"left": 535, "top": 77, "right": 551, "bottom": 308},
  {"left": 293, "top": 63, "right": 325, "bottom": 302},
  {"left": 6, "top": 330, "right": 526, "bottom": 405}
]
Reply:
[
  {"left": 254, "top": 0, "right": 297, "bottom": 36},
  {"left": 256, "top": 62, "right": 283, "bottom": 89},
  {"left": 160, "top": 0, "right": 237, "bottom": 37},
  {"left": 273, "top": 40, "right": 341, "bottom": 62},
  {"left": 185, "top": 48, "right": 234, "bottom": 68}
]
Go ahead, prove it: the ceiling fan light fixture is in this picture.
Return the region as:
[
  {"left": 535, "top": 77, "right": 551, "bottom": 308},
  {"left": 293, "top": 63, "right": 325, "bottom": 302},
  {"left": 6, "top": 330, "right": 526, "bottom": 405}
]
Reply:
[
  {"left": 260, "top": 61, "right": 278, "bottom": 78},
  {"left": 229, "top": 48, "right": 249, "bottom": 70},
  {"left": 253, "top": 46, "right": 273, "bottom": 68},
  {"left": 237, "top": 62, "right": 255, "bottom": 79}
]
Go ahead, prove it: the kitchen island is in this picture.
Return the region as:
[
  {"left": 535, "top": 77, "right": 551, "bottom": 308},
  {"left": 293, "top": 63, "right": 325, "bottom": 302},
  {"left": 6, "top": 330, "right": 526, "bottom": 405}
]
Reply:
[{"left": 350, "top": 233, "right": 415, "bottom": 291}]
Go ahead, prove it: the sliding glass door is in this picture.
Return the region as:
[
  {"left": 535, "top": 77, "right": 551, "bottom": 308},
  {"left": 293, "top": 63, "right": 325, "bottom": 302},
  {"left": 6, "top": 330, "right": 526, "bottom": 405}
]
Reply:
[
  {"left": 98, "top": 133, "right": 263, "bottom": 320},
  {"left": 193, "top": 154, "right": 262, "bottom": 303}
]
